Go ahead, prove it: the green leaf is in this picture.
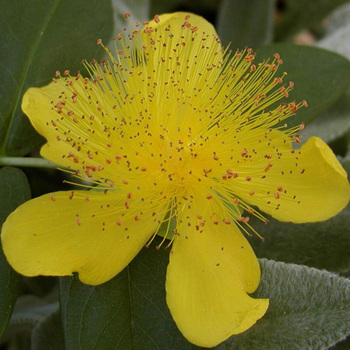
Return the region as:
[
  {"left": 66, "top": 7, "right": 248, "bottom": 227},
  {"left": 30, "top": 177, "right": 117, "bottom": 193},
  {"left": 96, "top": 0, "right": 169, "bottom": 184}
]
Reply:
[
  {"left": 0, "top": 167, "right": 31, "bottom": 337},
  {"left": 216, "top": 259, "right": 350, "bottom": 350},
  {"left": 249, "top": 204, "right": 350, "bottom": 273},
  {"left": 0, "top": 0, "right": 114, "bottom": 157},
  {"left": 275, "top": 0, "right": 349, "bottom": 41},
  {"left": 216, "top": 0, "right": 274, "bottom": 48},
  {"left": 59, "top": 240, "right": 193, "bottom": 350},
  {"left": 255, "top": 43, "right": 350, "bottom": 127},
  {"left": 31, "top": 310, "right": 65, "bottom": 350},
  {"left": 149, "top": 0, "right": 183, "bottom": 16}
]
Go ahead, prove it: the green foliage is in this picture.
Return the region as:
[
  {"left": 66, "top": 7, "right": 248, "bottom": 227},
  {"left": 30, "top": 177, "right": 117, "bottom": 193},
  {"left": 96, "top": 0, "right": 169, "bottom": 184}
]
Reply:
[
  {"left": 0, "top": 0, "right": 114, "bottom": 157},
  {"left": 256, "top": 44, "right": 350, "bottom": 127},
  {"left": 216, "top": 0, "right": 274, "bottom": 48},
  {"left": 0, "top": 167, "right": 31, "bottom": 337},
  {"left": 275, "top": 0, "right": 350, "bottom": 40},
  {"left": 217, "top": 259, "right": 350, "bottom": 350},
  {"left": 59, "top": 243, "right": 192, "bottom": 350},
  {"left": 250, "top": 204, "right": 350, "bottom": 273}
]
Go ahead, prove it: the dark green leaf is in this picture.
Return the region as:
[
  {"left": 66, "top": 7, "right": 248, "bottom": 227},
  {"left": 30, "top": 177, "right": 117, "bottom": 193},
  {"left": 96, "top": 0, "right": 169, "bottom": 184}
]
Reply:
[
  {"left": 275, "top": 0, "right": 349, "bottom": 41},
  {"left": 217, "top": 259, "right": 350, "bottom": 350},
  {"left": 216, "top": 0, "right": 274, "bottom": 48},
  {"left": 0, "top": 167, "right": 31, "bottom": 337},
  {"left": 31, "top": 310, "right": 65, "bottom": 350},
  {"left": 249, "top": 204, "right": 350, "bottom": 273},
  {"left": 0, "top": 0, "right": 114, "bottom": 156},
  {"left": 256, "top": 44, "right": 350, "bottom": 127},
  {"left": 59, "top": 240, "right": 192, "bottom": 350}
]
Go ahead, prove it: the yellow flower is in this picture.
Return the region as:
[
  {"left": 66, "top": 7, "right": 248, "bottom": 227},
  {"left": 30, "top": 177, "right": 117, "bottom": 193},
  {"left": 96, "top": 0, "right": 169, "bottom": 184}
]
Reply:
[{"left": 1, "top": 12, "right": 350, "bottom": 347}]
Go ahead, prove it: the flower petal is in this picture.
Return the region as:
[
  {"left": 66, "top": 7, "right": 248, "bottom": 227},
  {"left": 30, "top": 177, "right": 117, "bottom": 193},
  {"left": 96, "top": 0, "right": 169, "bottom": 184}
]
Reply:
[
  {"left": 1, "top": 190, "right": 165, "bottom": 285},
  {"left": 166, "top": 198, "right": 268, "bottom": 347},
  {"left": 235, "top": 136, "right": 350, "bottom": 223}
]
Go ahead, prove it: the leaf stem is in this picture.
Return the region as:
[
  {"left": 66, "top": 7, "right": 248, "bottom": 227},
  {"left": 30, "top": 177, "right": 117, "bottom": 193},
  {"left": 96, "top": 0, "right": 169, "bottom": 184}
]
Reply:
[{"left": 0, "top": 157, "right": 56, "bottom": 169}]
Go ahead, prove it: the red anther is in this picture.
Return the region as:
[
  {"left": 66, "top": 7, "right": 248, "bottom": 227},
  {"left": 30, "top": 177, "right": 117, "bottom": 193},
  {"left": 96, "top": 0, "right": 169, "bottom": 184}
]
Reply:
[
  {"left": 249, "top": 190, "right": 255, "bottom": 196},
  {"left": 185, "top": 14, "right": 191, "bottom": 20},
  {"left": 222, "top": 175, "right": 227, "bottom": 180},
  {"left": 134, "top": 215, "right": 140, "bottom": 221},
  {"left": 115, "top": 155, "right": 122, "bottom": 161},
  {"left": 124, "top": 202, "right": 130, "bottom": 209},
  {"left": 197, "top": 215, "right": 203, "bottom": 219},
  {"left": 199, "top": 221, "right": 205, "bottom": 227},
  {"left": 50, "top": 195, "right": 56, "bottom": 201},
  {"left": 241, "top": 150, "right": 248, "bottom": 157},
  {"left": 190, "top": 26, "right": 198, "bottom": 32},
  {"left": 135, "top": 21, "right": 140, "bottom": 27},
  {"left": 154, "top": 15, "right": 160, "bottom": 23},
  {"left": 127, "top": 193, "right": 132, "bottom": 199},
  {"left": 116, "top": 219, "right": 121, "bottom": 226},
  {"left": 117, "top": 50, "right": 124, "bottom": 55},
  {"left": 275, "top": 192, "right": 280, "bottom": 199},
  {"left": 96, "top": 39, "right": 102, "bottom": 45},
  {"left": 117, "top": 33, "right": 122, "bottom": 40},
  {"left": 223, "top": 219, "right": 231, "bottom": 225},
  {"left": 67, "top": 110, "right": 74, "bottom": 116},
  {"left": 289, "top": 81, "right": 294, "bottom": 89},
  {"left": 76, "top": 218, "right": 81, "bottom": 226},
  {"left": 203, "top": 168, "right": 211, "bottom": 174},
  {"left": 213, "top": 220, "right": 219, "bottom": 225},
  {"left": 273, "top": 77, "right": 283, "bottom": 84},
  {"left": 277, "top": 186, "right": 283, "bottom": 192},
  {"left": 295, "top": 137, "right": 301, "bottom": 143},
  {"left": 299, "top": 122, "right": 305, "bottom": 130},
  {"left": 213, "top": 155, "right": 219, "bottom": 161},
  {"left": 106, "top": 159, "right": 111, "bottom": 164},
  {"left": 244, "top": 54, "right": 255, "bottom": 63},
  {"left": 52, "top": 78, "right": 57, "bottom": 83},
  {"left": 55, "top": 70, "right": 61, "bottom": 77},
  {"left": 233, "top": 198, "right": 240, "bottom": 204},
  {"left": 301, "top": 100, "right": 308, "bottom": 107},
  {"left": 124, "top": 12, "right": 131, "bottom": 18},
  {"left": 122, "top": 179, "right": 128, "bottom": 185},
  {"left": 206, "top": 194, "right": 213, "bottom": 200},
  {"left": 143, "top": 21, "right": 149, "bottom": 25},
  {"left": 243, "top": 217, "right": 250, "bottom": 223},
  {"left": 73, "top": 117, "right": 78, "bottom": 124},
  {"left": 246, "top": 176, "right": 252, "bottom": 181},
  {"left": 250, "top": 64, "right": 256, "bottom": 72},
  {"left": 280, "top": 87, "right": 289, "bottom": 97},
  {"left": 56, "top": 135, "right": 61, "bottom": 141},
  {"left": 273, "top": 53, "right": 280, "bottom": 60},
  {"left": 63, "top": 70, "right": 70, "bottom": 76},
  {"left": 141, "top": 167, "right": 147, "bottom": 171},
  {"left": 85, "top": 196, "right": 90, "bottom": 201}
]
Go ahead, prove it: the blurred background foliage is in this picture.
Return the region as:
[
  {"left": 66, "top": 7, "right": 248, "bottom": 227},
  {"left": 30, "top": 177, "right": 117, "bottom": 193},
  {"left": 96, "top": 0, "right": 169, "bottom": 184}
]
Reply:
[{"left": 1, "top": 0, "right": 350, "bottom": 349}]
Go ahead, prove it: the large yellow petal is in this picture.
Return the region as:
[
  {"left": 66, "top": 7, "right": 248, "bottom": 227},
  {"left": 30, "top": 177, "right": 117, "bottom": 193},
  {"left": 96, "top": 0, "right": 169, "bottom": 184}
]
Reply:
[
  {"left": 166, "top": 197, "right": 268, "bottom": 347},
  {"left": 1, "top": 190, "right": 165, "bottom": 285},
  {"left": 234, "top": 136, "right": 350, "bottom": 223}
]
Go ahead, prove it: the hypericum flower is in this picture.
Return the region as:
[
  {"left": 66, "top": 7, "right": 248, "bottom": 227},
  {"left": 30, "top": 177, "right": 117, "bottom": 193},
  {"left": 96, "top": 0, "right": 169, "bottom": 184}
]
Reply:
[{"left": 2, "top": 12, "right": 350, "bottom": 347}]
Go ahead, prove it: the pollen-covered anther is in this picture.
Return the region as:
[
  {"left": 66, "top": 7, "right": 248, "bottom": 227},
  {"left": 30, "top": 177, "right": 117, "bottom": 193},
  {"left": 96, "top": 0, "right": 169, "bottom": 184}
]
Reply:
[
  {"left": 96, "top": 38, "right": 102, "bottom": 45},
  {"left": 237, "top": 216, "right": 250, "bottom": 224}
]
